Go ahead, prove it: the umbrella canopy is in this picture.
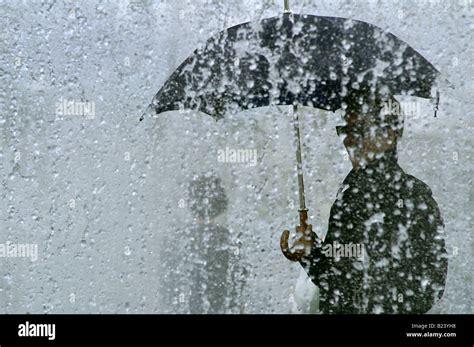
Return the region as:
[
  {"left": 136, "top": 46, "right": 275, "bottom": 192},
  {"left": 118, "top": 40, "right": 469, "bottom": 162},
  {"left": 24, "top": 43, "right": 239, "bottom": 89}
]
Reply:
[{"left": 141, "top": 13, "right": 440, "bottom": 121}]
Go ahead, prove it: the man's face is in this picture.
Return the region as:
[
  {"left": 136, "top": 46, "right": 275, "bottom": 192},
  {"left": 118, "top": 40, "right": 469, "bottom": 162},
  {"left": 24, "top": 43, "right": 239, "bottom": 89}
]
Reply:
[{"left": 337, "top": 107, "right": 396, "bottom": 169}]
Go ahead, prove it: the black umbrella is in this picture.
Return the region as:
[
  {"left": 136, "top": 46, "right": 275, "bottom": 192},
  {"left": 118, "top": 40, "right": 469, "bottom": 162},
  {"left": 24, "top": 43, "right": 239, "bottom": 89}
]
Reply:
[
  {"left": 141, "top": 1, "right": 442, "bottom": 259},
  {"left": 141, "top": 11, "right": 439, "bottom": 120}
]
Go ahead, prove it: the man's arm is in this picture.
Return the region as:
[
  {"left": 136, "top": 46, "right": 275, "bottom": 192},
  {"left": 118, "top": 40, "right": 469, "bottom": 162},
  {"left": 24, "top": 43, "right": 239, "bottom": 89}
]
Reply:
[{"left": 405, "top": 180, "right": 448, "bottom": 313}]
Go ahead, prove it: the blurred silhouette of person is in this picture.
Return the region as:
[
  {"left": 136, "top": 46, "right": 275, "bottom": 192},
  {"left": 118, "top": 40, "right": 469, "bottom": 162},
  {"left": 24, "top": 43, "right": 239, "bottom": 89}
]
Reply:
[
  {"left": 161, "top": 172, "right": 247, "bottom": 314},
  {"left": 281, "top": 87, "right": 448, "bottom": 314}
]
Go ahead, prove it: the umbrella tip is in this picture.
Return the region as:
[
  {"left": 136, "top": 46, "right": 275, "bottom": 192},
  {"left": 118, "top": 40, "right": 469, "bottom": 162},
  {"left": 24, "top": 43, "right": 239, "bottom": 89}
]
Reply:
[
  {"left": 139, "top": 105, "right": 156, "bottom": 122},
  {"left": 433, "top": 90, "right": 440, "bottom": 117}
]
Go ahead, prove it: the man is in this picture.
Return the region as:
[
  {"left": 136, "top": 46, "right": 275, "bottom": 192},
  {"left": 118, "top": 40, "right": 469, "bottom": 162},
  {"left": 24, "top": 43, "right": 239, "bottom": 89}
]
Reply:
[
  {"left": 161, "top": 173, "right": 247, "bottom": 313},
  {"left": 281, "top": 88, "right": 448, "bottom": 314}
]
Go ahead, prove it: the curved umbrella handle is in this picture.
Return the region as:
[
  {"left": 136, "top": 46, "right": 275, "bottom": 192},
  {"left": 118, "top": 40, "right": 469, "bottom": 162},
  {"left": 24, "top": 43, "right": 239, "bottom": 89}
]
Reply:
[
  {"left": 281, "top": 229, "right": 300, "bottom": 261},
  {"left": 280, "top": 209, "right": 313, "bottom": 262}
]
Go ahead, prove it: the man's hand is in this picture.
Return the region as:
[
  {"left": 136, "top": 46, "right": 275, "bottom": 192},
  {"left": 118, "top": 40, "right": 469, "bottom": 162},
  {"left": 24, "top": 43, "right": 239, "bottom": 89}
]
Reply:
[{"left": 280, "top": 223, "right": 314, "bottom": 262}]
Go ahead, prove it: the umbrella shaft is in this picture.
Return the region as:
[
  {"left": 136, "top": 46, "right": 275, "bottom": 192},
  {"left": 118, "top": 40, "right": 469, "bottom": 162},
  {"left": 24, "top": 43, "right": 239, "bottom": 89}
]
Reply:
[{"left": 293, "top": 105, "right": 306, "bottom": 211}]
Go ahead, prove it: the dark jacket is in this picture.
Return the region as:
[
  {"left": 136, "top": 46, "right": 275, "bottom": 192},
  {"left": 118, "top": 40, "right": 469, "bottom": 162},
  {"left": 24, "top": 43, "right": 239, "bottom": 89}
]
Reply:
[{"left": 301, "top": 156, "right": 448, "bottom": 314}]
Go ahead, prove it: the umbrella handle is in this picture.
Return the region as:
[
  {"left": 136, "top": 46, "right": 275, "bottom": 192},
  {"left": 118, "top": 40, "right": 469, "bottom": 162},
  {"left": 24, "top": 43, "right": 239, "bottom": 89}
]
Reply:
[
  {"left": 298, "top": 209, "right": 308, "bottom": 228},
  {"left": 280, "top": 209, "right": 313, "bottom": 262}
]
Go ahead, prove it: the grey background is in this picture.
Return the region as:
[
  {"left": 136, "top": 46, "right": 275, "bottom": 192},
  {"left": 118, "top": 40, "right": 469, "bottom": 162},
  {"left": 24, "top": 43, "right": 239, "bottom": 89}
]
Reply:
[{"left": 0, "top": 0, "right": 472, "bottom": 313}]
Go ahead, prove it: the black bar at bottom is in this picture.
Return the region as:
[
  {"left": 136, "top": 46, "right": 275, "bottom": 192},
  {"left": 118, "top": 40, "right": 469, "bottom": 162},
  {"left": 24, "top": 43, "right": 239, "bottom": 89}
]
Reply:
[{"left": 0, "top": 314, "right": 472, "bottom": 345}]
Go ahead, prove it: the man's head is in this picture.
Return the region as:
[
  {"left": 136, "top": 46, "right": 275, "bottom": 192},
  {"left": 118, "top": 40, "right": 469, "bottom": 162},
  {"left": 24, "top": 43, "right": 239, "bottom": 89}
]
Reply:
[
  {"left": 188, "top": 172, "right": 228, "bottom": 221},
  {"left": 338, "top": 87, "right": 404, "bottom": 169}
]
